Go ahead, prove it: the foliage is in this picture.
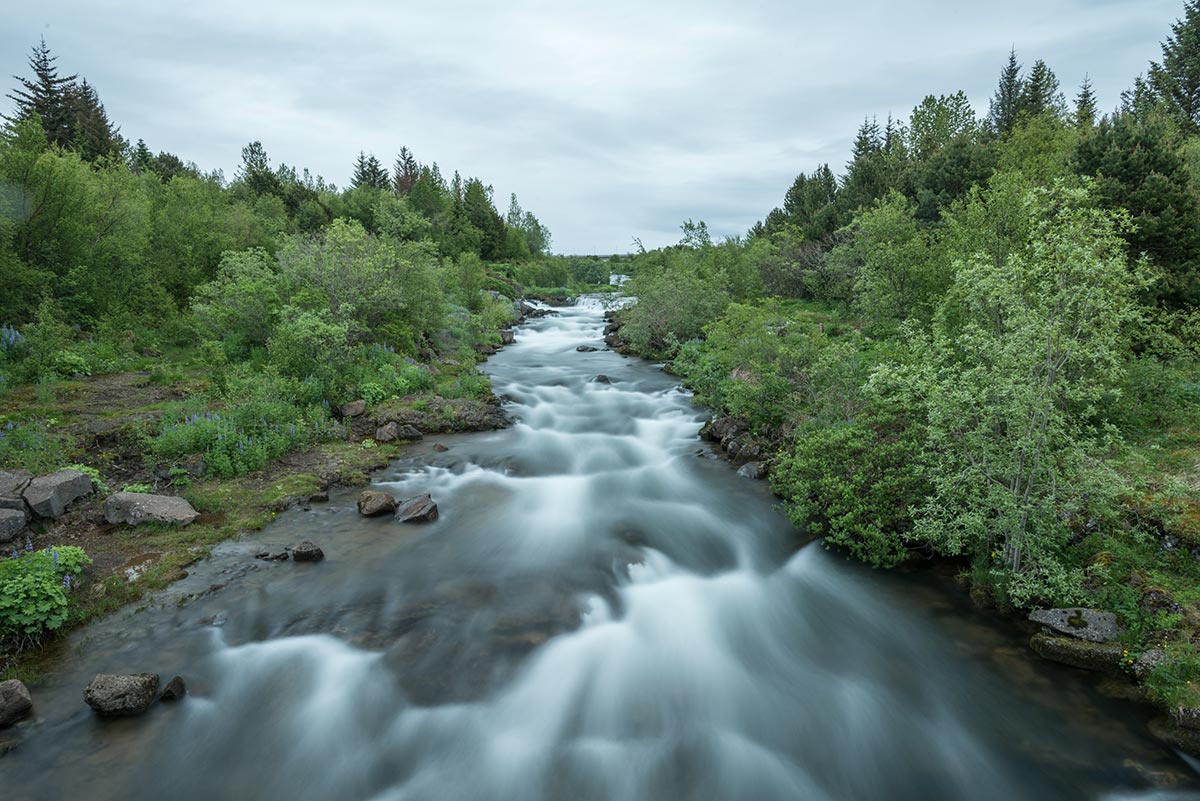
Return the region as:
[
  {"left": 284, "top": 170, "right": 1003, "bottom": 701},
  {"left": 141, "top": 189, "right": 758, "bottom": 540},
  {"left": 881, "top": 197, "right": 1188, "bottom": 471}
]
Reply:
[{"left": 0, "top": 545, "right": 91, "bottom": 641}]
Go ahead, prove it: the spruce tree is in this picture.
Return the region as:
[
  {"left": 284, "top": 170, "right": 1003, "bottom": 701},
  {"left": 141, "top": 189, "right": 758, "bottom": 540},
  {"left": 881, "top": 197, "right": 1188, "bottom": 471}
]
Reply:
[
  {"left": 1020, "top": 60, "right": 1067, "bottom": 120},
  {"left": 988, "top": 48, "right": 1024, "bottom": 136},
  {"left": 5, "top": 38, "right": 77, "bottom": 147},
  {"left": 393, "top": 147, "right": 419, "bottom": 195},
  {"left": 1149, "top": 0, "right": 1200, "bottom": 133},
  {"left": 66, "top": 79, "right": 121, "bottom": 160},
  {"left": 131, "top": 138, "right": 153, "bottom": 173},
  {"left": 1075, "top": 75, "right": 1098, "bottom": 129}
]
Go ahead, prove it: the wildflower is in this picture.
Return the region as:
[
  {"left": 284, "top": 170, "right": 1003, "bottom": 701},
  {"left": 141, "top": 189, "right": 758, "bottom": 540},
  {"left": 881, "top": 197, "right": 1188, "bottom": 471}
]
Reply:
[
  {"left": 62, "top": 574, "right": 72, "bottom": 591},
  {"left": 24, "top": 536, "right": 32, "bottom": 552},
  {"left": 51, "top": 549, "right": 59, "bottom": 569}
]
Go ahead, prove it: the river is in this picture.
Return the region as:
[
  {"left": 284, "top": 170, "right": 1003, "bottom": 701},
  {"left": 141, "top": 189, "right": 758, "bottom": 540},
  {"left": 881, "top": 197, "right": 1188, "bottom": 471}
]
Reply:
[{"left": 2, "top": 297, "right": 1199, "bottom": 801}]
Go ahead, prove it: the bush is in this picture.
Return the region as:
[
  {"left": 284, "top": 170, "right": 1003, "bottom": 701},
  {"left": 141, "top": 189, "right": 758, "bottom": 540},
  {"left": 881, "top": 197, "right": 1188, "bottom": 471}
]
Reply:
[
  {"left": 152, "top": 399, "right": 332, "bottom": 478},
  {"left": 0, "top": 546, "right": 91, "bottom": 642},
  {"left": 0, "top": 419, "right": 75, "bottom": 473},
  {"left": 772, "top": 375, "right": 932, "bottom": 567}
]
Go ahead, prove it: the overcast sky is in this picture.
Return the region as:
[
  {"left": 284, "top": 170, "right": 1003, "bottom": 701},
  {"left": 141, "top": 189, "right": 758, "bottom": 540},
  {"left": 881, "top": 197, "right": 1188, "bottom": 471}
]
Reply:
[{"left": 1, "top": 0, "right": 1184, "bottom": 254}]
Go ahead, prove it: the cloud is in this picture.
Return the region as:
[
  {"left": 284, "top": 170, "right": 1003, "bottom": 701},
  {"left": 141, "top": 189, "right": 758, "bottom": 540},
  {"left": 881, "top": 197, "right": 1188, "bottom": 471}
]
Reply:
[{"left": 0, "top": 0, "right": 1183, "bottom": 252}]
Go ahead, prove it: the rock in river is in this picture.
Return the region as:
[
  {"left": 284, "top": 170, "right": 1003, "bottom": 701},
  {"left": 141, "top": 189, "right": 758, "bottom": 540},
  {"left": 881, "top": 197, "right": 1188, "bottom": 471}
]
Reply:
[
  {"left": 395, "top": 494, "right": 439, "bottom": 523},
  {"left": 84, "top": 673, "right": 159, "bottom": 717},
  {"left": 104, "top": 492, "right": 199, "bottom": 527},
  {"left": 1029, "top": 633, "right": 1123, "bottom": 674},
  {"left": 1028, "top": 607, "right": 1124, "bottom": 643},
  {"left": 291, "top": 541, "right": 325, "bottom": 562},
  {"left": 0, "top": 680, "right": 33, "bottom": 728},
  {"left": 160, "top": 676, "right": 187, "bottom": 702},
  {"left": 358, "top": 490, "right": 396, "bottom": 517}
]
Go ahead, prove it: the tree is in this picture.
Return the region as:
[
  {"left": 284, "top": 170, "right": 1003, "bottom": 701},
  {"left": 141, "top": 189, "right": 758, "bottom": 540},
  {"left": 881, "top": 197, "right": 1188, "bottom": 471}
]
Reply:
[
  {"left": 5, "top": 39, "right": 77, "bottom": 147},
  {"left": 237, "top": 141, "right": 283, "bottom": 196},
  {"left": 130, "top": 139, "right": 153, "bottom": 174},
  {"left": 914, "top": 182, "right": 1143, "bottom": 605},
  {"left": 989, "top": 48, "right": 1024, "bottom": 136},
  {"left": 1075, "top": 75, "right": 1098, "bottom": 129},
  {"left": 1074, "top": 112, "right": 1200, "bottom": 306},
  {"left": 1149, "top": 0, "right": 1200, "bottom": 133},
  {"left": 65, "top": 79, "right": 121, "bottom": 160},
  {"left": 779, "top": 164, "right": 842, "bottom": 240},
  {"left": 393, "top": 147, "right": 419, "bottom": 195},
  {"left": 351, "top": 152, "right": 390, "bottom": 190},
  {"left": 1019, "top": 60, "right": 1067, "bottom": 121},
  {"left": 840, "top": 117, "right": 891, "bottom": 212},
  {"left": 908, "top": 91, "right": 979, "bottom": 161}
]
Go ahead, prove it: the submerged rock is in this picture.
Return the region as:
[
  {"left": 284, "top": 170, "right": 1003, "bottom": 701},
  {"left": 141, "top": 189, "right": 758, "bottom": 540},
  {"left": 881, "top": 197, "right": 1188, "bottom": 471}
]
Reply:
[
  {"left": 84, "top": 673, "right": 159, "bottom": 716},
  {"left": 23, "top": 470, "right": 93, "bottom": 519},
  {"left": 737, "top": 461, "right": 768, "bottom": 480},
  {"left": 1029, "top": 633, "right": 1123, "bottom": 674},
  {"left": 592, "top": 374, "right": 612, "bottom": 384},
  {"left": 0, "top": 680, "right": 33, "bottom": 728},
  {"left": 576, "top": 345, "right": 599, "bottom": 352},
  {"left": 1028, "top": 608, "right": 1124, "bottom": 643},
  {"left": 395, "top": 494, "right": 438, "bottom": 523},
  {"left": 357, "top": 490, "right": 396, "bottom": 517},
  {"left": 291, "top": 541, "right": 325, "bottom": 562},
  {"left": 104, "top": 492, "right": 199, "bottom": 527},
  {"left": 160, "top": 676, "right": 187, "bottom": 702}
]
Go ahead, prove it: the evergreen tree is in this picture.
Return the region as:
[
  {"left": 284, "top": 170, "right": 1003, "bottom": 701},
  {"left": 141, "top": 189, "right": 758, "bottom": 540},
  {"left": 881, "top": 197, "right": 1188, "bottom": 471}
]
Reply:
[
  {"left": 131, "top": 138, "right": 153, "bottom": 174},
  {"left": 1075, "top": 75, "right": 1098, "bottom": 129},
  {"left": 780, "top": 164, "right": 841, "bottom": 240},
  {"left": 66, "top": 79, "right": 121, "bottom": 160},
  {"left": 393, "top": 146, "right": 419, "bottom": 195},
  {"left": 1020, "top": 60, "right": 1067, "bottom": 120},
  {"left": 1149, "top": 0, "right": 1200, "bottom": 133},
  {"left": 350, "top": 152, "right": 389, "bottom": 190},
  {"left": 841, "top": 117, "right": 890, "bottom": 213},
  {"left": 988, "top": 48, "right": 1024, "bottom": 136},
  {"left": 238, "top": 141, "right": 283, "bottom": 196},
  {"left": 5, "top": 38, "right": 77, "bottom": 147}
]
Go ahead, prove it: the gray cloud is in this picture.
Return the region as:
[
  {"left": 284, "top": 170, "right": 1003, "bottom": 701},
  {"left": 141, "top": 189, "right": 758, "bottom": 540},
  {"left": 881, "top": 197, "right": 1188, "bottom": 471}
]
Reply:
[{"left": 1, "top": 0, "right": 1184, "bottom": 253}]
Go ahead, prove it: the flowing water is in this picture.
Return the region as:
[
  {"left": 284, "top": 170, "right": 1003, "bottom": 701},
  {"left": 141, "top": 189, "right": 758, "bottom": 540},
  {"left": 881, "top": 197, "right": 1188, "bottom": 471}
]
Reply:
[{"left": 3, "top": 298, "right": 1200, "bottom": 801}]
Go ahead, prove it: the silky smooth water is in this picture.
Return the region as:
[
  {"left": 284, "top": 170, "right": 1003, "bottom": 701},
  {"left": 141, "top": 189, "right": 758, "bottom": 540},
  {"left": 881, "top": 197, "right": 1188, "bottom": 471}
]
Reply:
[{"left": 2, "top": 298, "right": 1198, "bottom": 801}]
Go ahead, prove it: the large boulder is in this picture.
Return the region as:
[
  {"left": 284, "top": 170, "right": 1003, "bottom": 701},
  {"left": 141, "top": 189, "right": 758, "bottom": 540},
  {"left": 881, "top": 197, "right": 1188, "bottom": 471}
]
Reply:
[
  {"left": 395, "top": 494, "right": 438, "bottom": 523},
  {"left": 84, "top": 673, "right": 159, "bottom": 717},
  {"left": 0, "top": 680, "right": 33, "bottom": 728},
  {"left": 1029, "top": 633, "right": 1123, "bottom": 674},
  {"left": 358, "top": 490, "right": 396, "bottom": 516},
  {"left": 340, "top": 400, "right": 367, "bottom": 418},
  {"left": 737, "top": 461, "right": 768, "bottom": 480},
  {"left": 0, "top": 509, "right": 25, "bottom": 544},
  {"left": 1028, "top": 608, "right": 1124, "bottom": 643},
  {"left": 23, "top": 470, "right": 93, "bottom": 519},
  {"left": 104, "top": 492, "right": 199, "bottom": 527}
]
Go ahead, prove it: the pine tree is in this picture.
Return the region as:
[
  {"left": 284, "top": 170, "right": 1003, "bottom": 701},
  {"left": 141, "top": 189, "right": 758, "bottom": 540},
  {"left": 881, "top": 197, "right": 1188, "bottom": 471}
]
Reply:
[
  {"left": 351, "top": 152, "right": 390, "bottom": 190},
  {"left": 988, "top": 48, "right": 1024, "bottom": 136},
  {"left": 66, "top": 79, "right": 121, "bottom": 160},
  {"left": 5, "top": 38, "right": 77, "bottom": 147},
  {"left": 131, "top": 138, "right": 153, "bottom": 173},
  {"left": 1075, "top": 75, "right": 1098, "bottom": 129},
  {"left": 1149, "top": 0, "right": 1200, "bottom": 133},
  {"left": 1020, "top": 60, "right": 1067, "bottom": 120},
  {"left": 393, "top": 147, "right": 419, "bottom": 195}
]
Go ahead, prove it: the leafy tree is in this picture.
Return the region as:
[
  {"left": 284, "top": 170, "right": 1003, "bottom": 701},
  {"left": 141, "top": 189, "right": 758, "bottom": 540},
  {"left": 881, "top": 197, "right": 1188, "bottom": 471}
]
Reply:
[
  {"left": 908, "top": 92, "right": 979, "bottom": 161},
  {"left": 914, "top": 182, "right": 1144, "bottom": 605},
  {"left": 1149, "top": 0, "right": 1200, "bottom": 133}
]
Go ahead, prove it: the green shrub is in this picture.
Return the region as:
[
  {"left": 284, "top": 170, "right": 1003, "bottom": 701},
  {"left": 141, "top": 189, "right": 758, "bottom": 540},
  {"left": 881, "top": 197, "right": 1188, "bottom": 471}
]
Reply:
[
  {"left": 0, "top": 546, "right": 91, "bottom": 641},
  {"left": 0, "top": 419, "right": 75, "bottom": 473}
]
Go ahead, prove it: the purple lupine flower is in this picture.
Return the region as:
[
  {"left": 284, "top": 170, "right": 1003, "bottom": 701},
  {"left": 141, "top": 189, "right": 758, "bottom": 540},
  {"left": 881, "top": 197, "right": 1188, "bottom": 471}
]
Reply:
[
  {"left": 24, "top": 536, "right": 32, "bottom": 552},
  {"left": 51, "top": 549, "right": 59, "bottom": 569},
  {"left": 63, "top": 574, "right": 72, "bottom": 591}
]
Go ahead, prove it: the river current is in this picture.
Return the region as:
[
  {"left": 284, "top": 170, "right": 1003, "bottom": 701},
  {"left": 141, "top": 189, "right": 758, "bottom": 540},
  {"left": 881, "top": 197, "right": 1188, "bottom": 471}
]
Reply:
[{"left": 2, "top": 297, "right": 1198, "bottom": 800}]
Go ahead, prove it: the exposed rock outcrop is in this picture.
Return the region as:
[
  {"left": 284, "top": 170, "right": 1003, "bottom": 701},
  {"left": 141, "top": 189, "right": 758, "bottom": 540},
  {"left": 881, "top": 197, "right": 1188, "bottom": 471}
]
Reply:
[
  {"left": 23, "top": 470, "right": 93, "bottom": 519},
  {"left": 1028, "top": 608, "right": 1125, "bottom": 643},
  {"left": 357, "top": 490, "right": 396, "bottom": 517},
  {"left": 1029, "top": 633, "right": 1123, "bottom": 674}
]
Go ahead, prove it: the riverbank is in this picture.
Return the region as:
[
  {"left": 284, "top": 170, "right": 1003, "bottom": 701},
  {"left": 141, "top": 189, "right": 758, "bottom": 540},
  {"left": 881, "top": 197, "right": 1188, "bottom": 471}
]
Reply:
[{"left": 0, "top": 301, "right": 544, "bottom": 682}]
